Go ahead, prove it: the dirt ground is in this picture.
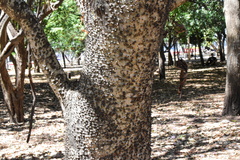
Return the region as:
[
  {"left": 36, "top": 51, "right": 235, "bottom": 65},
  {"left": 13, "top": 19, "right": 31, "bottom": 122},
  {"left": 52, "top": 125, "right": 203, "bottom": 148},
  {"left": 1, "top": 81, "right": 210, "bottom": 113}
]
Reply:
[{"left": 1, "top": 62, "right": 240, "bottom": 160}]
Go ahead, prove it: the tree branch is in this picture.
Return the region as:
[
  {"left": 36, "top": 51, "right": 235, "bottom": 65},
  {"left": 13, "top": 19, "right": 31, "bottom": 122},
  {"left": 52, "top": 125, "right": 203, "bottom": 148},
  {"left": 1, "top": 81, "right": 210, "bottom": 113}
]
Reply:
[
  {"left": 0, "top": 0, "right": 69, "bottom": 101},
  {"left": 0, "top": 12, "right": 10, "bottom": 52},
  {"left": 170, "top": 0, "right": 189, "bottom": 11},
  {"left": 38, "top": 0, "right": 64, "bottom": 21},
  {"left": 0, "top": 30, "right": 24, "bottom": 68}
]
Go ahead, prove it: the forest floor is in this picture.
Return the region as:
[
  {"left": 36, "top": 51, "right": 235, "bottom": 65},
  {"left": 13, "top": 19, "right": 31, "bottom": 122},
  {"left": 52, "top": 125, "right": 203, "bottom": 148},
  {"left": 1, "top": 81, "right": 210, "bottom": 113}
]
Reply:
[{"left": 1, "top": 62, "right": 240, "bottom": 160}]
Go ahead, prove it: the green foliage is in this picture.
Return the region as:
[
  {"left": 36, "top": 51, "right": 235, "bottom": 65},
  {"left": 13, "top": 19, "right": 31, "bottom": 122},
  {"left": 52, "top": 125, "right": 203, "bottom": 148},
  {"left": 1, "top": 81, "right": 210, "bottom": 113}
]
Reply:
[
  {"left": 44, "top": 0, "right": 86, "bottom": 56},
  {"left": 169, "top": 0, "right": 225, "bottom": 46}
]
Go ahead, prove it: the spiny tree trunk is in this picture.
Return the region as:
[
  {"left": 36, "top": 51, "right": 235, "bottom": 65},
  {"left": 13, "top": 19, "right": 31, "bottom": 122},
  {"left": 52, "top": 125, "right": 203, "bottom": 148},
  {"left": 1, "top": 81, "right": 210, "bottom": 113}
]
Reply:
[
  {"left": 64, "top": 1, "right": 167, "bottom": 158},
  {"left": 222, "top": 0, "right": 240, "bottom": 116},
  {"left": 0, "top": 0, "right": 187, "bottom": 158}
]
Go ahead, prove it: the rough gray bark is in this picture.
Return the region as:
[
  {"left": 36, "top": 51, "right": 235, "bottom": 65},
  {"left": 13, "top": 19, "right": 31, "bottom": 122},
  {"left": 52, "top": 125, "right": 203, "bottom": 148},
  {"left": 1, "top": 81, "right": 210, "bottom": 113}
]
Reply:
[
  {"left": 222, "top": 0, "right": 240, "bottom": 116},
  {"left": 0, "top": 0, "right": 187, "bottom": 158}
]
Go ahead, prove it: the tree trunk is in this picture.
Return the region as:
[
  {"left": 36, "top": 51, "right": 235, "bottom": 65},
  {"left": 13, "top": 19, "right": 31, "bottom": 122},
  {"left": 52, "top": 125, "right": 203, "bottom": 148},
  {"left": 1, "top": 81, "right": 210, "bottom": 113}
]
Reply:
[
  {"left": 0, "top": 65, "right": 24, "bottom": 123},
  {"left": 159, "top": 43, "right": 166, "bottom": 80},
  {"left": 197, "top": 39, "right": 204, "bottom": 66},
  {"left": 0, "top": 12, "right": 26, "bottom": 123},
  {"left": 222, "top": 0, "right": 240, "bottom": 116},
  {"left": 0, "top": 0, "right": 188, "bottom": 158},
  {"left": 187, "top": 38, "right": 192, "bottom": 60},
  {"left": 33, "top": 58, "right": 40, "bottom": 73},
  {"left": 167, "top": 34, "right": 174, "bottom": 66},
  {"left": 217, "top": 32, "right": 226, "bottom": 62},
  {"left": 64, "top": 1, "right": 168, "bottom": 158},
  {"left": 173, "top": 41, "right": 177, "bottom": 63},
  {"left": 61, "top": 51, "right": 66, "bottom": 68}
]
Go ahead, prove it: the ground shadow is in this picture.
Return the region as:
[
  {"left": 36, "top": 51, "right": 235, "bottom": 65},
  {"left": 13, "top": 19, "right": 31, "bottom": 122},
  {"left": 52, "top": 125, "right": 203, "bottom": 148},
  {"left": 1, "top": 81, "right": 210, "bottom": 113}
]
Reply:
[
  {"left": 151, "top": 63, "right": 240, "bottom": 159},
  {"left": 0, "top": 82, "right": 61, "bottom": 132},
  {"left": 152, "top": 63, "right": 226, "bottom": 104}
]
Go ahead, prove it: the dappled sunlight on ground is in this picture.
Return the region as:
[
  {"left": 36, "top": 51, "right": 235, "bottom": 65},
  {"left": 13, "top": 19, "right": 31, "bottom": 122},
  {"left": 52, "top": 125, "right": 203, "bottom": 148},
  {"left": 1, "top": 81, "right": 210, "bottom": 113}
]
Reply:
[
  {"left": 1, "top": 63, "right": 239, "bottom": 159},
  {"left": 151, "top": 64, "right": 240, "bottom": 160},
  {"left": 0, "top": 83, "right": 64, "bottom": 159}
]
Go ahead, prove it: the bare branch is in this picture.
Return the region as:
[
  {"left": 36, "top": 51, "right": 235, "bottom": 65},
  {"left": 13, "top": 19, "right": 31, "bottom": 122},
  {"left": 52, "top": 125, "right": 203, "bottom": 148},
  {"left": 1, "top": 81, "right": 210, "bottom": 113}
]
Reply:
[
  {"left": 0, "top": 0, "right": 69, "bottom": 101},
  {"left": 0, "top": 30, "right": 24, "bottom": 68},
  {"left": 38, "top": 0, "right": 64, "bottom": 21},
  {"left": 0, "top": 12, "right": 10, "bottom": 43}
]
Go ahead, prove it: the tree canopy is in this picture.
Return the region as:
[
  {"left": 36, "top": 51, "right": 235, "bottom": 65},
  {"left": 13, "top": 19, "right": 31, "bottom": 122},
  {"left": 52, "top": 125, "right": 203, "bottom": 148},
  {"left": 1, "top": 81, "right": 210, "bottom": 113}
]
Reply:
[{"left": 169, "top": 0, "right": 225, "bottom": 47}]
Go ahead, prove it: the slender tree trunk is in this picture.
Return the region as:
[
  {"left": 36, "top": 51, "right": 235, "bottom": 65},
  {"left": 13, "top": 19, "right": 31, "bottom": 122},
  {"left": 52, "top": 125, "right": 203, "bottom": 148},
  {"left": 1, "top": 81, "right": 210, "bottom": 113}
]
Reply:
[
  {"left": 197, "top": 40, "right": 204, "bottom": 66},
  {"left": 222, "top": 32, "right": 226, "bottom": 56},
  {"left": 9, "top": 54, "right": 17, "bottom": 77},
  {"left": 168, "top": 36, "right": 174, "bottom": 66},
  {"left": 33, "top": 58, "right": 40, "bottom": 73},
  {"left": 187, "top": 38, "right": 192, "bottom": 60},
  {"left": 218, "top": 32, "right": 226, "bottom": 62},
  {"left": 223, "top": 0, "right": 240, "bottom": 116},
  {"left": 221, "top": 32, "right": 226, "bottom": 61},
  {"left": 159, "top": 43, "right": 166, "bottom": 80},
  {"left": 61, "top": 51, "right": 66, "bottom": 68},
  {"left": 173, "top": 41, "right": 177, "bottom": 63},
  {"left": 0, "top": 65, "right": 24, "bottom": 123},
  {"left": 168, "top": 50, "right": 174, "bottom": 66},
  {"left": 0, "top": 12, "right": 25, "bottom": 123},
  {"left": 0, "top": 27, "right": 27, "bottom": 123}
]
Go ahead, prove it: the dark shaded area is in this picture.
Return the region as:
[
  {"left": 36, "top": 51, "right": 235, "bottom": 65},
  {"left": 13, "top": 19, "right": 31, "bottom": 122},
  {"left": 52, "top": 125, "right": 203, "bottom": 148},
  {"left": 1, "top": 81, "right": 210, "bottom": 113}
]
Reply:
[
  {"left": 0, "top": 82, "right": 61, "bottom": 130},
  {"left": 0, "top": 151, "right": 64, "bottom": 160},
  {"left": 152, "top": 63, "right": 226, "bottom": 104}
]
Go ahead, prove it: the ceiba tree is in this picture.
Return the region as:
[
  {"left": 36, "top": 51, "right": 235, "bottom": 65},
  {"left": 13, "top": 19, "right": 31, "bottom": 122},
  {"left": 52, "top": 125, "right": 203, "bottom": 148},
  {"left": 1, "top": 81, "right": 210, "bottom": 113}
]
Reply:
[
  {"left": 223, "top": 0, "right": 240, "bottom": 116},
  {"left": 0, "top": 0, "right": 187, "bottom": 159}
]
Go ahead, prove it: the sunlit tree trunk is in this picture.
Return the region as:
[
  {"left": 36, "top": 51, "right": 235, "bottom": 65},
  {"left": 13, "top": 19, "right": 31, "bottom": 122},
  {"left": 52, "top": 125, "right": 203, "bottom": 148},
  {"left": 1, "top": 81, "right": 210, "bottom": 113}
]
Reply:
[
  {"left": 0, "top": 0, "right": 187, "bottom": 158},
  {"left": 223, "top": 0, "right": 240, "bottom": 116},
  {"left": 64, "top": 1, "right": 166, "bottom": 158}
]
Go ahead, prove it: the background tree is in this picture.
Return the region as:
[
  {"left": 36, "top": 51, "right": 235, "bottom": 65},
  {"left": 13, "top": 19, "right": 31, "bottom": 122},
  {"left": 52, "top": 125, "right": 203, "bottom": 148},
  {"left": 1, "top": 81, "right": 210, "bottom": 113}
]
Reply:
[
  {"left": 0, "top": 0, "right": 187, "bottom": 158},
  {"left": 159, "top": 0, "right": 225, "bottom": 80},
  {"left": 222, "top": 0, "right": 240, "bottom": 116},
  {"left": 44, "top": 0, "right": 87, "bottom": 67},
  {"left": 169, "top": 0, "right": 226, "bottom": 65},
  {"left": 158, "top": 16, "right": 186, "bottom": 80},
  {"left": 0, "top": 0, "right": 63, "bottom": 123},
  {"left": 0, "top": 13, "right": 26, "bottom": 123}
]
